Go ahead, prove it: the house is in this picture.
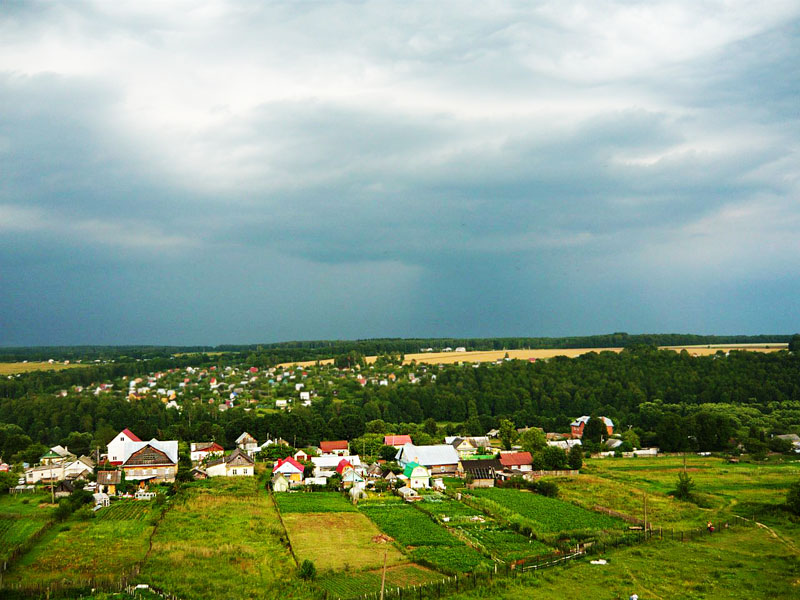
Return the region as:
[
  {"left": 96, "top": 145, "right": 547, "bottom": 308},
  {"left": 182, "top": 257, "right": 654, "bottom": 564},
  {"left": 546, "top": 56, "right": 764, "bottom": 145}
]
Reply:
[
  {"left": 366, "top": 463, "right": 383, "bottom": 479},
  {"left": 547, "top": 439, "right": 582, "bottom": 451},
  {"left": 397, "top": 486, "right": 421, "bottom": 501},
  {"left": 236, "top": 432, "right": 259, "bottom": 455},
  {"left": 96, "top": 470, "right": 122, "bottom": 495},
  {"left": 570, "top": 416, "right": 614, "bottom": 439},
  {"left": 62, "top": 456, "right": 95, "bottom": 480},
  {"left": 486, "top": 429, "right": 500, "bottom": 438},
  {"left": 39, "top": 449, "right": 66, "bottom": 466},
  {"left": 310, "top": 454, "right": 362, "bottom": 477},
  {"left": 121, "top": 441, "right": 179, "bottom": 482},
  {"left": 342, "top": 468, "right": 365, "bottom": 489},
  {"left": 336, "top": 459, "right": 354, "bottom": 476},
  {"left": 305, "top": 476, "right": 328, "bottom": 486},
  {"left": 107, "top": 429, "right": 142, "bottom": 465},
  {"left": 448, "top": 437, "right": 478, "bottom": 458},
  {"left": 498, "top": 452, "right": 533, "bottom": 472},
  {"left": 401, "top": 462, "right": 430, "bottom": 489},
  {"left": 320, "top": 440, "right": 349, "bottom": 456},
  {"left": 25, "top": 464, "right": 67, "bottom": 484},
  {"left": 190, "top": 442, "right": 224, "bottom": 462},
  {"left": 0, "top": 461, "right": 9, "bottom": 472},
  {"left": 191, "top": 467, "right": 208, "bottom": 480},
  {"left": 54, "top": 480, "right": 74, "bottom": 499},
  {"left": 294, "top": 449, "right": 310, "bottom": 462},
  {"left": 274, "top": 456, "right": 305, "bottom": 484},
  {"left": 93, "top": 492, "right": 110, "bottom": 509},
  {"left": 395, "top": 443, "right": 460, "bottom": 476},
  {"left": 272, "top": 472, "right": 290, "bottom": 492},
  {"left": 459, "top": 458, "right": 501, "bottom": 487},
  {"left": 384, "top": 435, "right": 413, "bottom": 448},
  {"left": 205, "top": 449, "right": 255, "bottom": 477},
  {"left": 384, "top": 471, "right": 398, "bottom": 484}
]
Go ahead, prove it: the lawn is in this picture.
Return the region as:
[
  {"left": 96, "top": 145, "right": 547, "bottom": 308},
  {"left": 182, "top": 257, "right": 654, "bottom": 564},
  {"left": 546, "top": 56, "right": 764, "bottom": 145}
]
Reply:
[
  {"left": 282, "top": 510, "right": 407, "bottom": 572},
  {"left": 138, "top": 478, "right": 303, "bottom": 600},
  {"left": 275, "top": 491, "right": 357, "bottom": 513}
]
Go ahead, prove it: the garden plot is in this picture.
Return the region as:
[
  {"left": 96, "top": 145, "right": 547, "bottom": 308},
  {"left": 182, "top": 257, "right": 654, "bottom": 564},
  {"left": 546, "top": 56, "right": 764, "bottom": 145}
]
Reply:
[{"left": 282, "top": 510, "right": 406, "bottom": 572}]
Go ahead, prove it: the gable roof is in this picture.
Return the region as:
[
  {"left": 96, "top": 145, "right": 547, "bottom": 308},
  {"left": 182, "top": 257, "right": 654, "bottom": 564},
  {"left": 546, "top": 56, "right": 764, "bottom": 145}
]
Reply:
[
  {"left": 124, "top": 444, "right": 174, "bottom": 467},
  {"left": 274, "top": 456, "right": 304, "bottom": 474},
  {"left": 402, "top": 462, "right": 428, "bottom": 478},
  {"left": 396, "top": 443, "right": 459, "bottom": 467},
  {"left": 121, "top": 428, "right": 141, "bottom": 442},
  {"left": 384, "top": 435, "right": 413, "bottom": 446},
  {"left": 499, "top": 452, "right": 532, "bottom": 467},
  {"left": 320, "top": 440, "right": 349, "bottom": 453},
  {"left": 571, "top": 416, "right": 614, "bottom": 428},
  {"left": 236, "top": 432, "right": 257, "bottom": 444},
  {"left": 336, "top": 459, "right": 353, "bottom": 474},
  {"left": 461, "top": 458, "right": 502, "bottom": 474}
]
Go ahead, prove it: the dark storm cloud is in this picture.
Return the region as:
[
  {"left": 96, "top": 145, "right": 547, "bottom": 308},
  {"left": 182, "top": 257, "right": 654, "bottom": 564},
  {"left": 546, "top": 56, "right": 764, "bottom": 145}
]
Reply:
[{"left": 1, "top": 1, "right": 799, "bottom": 344}]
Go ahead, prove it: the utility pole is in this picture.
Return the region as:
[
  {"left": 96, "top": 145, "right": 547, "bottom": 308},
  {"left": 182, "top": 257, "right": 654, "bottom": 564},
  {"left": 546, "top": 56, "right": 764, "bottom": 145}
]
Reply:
[
  {"left": 643, "top": 492, "right": 648, "bottom": 537},
  {"left": 380, "top": 550, "right": 388, "bottom": 600}
]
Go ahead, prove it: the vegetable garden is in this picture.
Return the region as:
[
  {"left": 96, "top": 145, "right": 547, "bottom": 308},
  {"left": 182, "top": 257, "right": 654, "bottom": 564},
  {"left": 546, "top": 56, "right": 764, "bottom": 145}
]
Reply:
[{"left": 274, "top": 491, "right": 357, "bottom": 513}]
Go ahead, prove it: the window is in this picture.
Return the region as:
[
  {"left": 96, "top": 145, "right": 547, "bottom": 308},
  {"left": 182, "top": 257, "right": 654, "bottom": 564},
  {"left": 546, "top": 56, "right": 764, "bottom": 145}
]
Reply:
[{"left": 232, "top": 469, "right": 237, "bottom": 475}]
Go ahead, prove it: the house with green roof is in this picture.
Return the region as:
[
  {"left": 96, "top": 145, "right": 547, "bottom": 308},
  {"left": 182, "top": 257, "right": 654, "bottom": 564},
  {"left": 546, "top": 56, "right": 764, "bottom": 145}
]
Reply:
[{"left": 401, "top": 462, "right": 430, "bottom": 489}]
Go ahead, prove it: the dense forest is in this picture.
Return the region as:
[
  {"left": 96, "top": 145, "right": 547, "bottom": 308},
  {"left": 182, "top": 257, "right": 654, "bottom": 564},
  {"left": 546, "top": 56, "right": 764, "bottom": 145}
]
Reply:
[
  {"left": 1, "top": 342, "right": 799, "bottom": 465},
  {"left": 0, "top": 332, "right": 791, "bottom": 363}
]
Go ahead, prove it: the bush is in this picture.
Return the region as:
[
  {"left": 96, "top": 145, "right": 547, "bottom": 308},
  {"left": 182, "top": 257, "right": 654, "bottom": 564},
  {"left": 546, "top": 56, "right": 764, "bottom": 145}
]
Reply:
[
  {"left": 299, "top": 559, "right": 317, "bottom": 580},
  {"left": 671, "top": 471, "right": 695, "bottom": 500}
]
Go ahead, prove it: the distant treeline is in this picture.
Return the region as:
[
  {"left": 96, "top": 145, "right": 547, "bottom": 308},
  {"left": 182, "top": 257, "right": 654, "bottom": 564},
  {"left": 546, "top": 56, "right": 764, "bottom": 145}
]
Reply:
[{"left": 0, "top": 333, "right": 792, "bottom": 363}]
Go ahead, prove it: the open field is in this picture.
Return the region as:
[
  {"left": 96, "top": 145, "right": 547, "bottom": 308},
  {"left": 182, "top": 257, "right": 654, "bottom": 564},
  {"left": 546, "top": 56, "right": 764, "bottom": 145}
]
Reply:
[
  {"left": 0, "top": 361, "right": 93, "bottom": 375},
  {"left": 278, "top": 343, "right": 786, "bottom": 368},
  {"left": 138, "top": 478, "right": 301, "bottom": 600},
  {"left": 282, "top": 510, "right": 407, "bottom": 572},
  {"left": 449, "top": 526, "right": 800, "bottom": 600},
  {"left": 359, "top": 502, "right": 462, "bottom": 547}
]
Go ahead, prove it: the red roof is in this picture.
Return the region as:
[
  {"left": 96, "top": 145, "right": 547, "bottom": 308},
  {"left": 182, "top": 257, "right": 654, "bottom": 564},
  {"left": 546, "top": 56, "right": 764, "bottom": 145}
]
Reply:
[
  {"left": 499, "top": 452, "right": 533, "bottom": 467},
  {"left": 121, "top": 428, "right": 141, "bottom": 442},
  {"left": 275, "top": 457, "right": 304, "bottom": 472},
  {"left": 320, "top": 440, "right": 349, "bottom": 453},
  {"left": 384, "top": 435, "right": 413, "bottom": 446},
  {"left": 336, "top": 459, "right": 353, "bottom": 474}
]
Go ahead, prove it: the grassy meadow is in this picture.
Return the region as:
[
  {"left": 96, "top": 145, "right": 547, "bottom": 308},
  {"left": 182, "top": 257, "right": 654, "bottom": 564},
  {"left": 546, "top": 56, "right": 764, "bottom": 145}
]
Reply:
[
  {"left": 0, "top": 492, "right": 54, "bottom": 562},
  {"left": 448, "top": 526, "right": 800, "bottom": 600},
  {"left": 138, "top": 477, "right": 303, "bottom": 600}
]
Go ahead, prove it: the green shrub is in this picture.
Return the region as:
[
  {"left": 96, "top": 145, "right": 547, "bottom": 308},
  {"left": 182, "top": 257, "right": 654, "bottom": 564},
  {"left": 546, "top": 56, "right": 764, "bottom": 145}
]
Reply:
[{"left": 299, "top": 559, "right": 317, "bottom": 580}]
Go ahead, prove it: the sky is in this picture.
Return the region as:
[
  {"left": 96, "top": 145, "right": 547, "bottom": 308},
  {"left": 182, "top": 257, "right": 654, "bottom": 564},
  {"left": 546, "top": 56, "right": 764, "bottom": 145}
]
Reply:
[{"left": 1, "top": 1, "right": 799, "bottom": 346}]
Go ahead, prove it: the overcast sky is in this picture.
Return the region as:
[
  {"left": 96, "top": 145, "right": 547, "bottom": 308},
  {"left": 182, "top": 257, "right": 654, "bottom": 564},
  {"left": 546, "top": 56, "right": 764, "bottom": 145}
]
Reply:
[{"left": 1, "top": 1, "right": 799, "bottom": 346}]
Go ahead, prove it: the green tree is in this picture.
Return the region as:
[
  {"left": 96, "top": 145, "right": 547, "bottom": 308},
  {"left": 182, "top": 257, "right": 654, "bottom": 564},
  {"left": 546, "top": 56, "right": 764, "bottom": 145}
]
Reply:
[
  {"left": 520, "top": 428, "right": 546, "bottom": 454},
  {"left": 568, "top": 445, "right": 583, "bottom": 470},
  {"left": 498, "top": 419, "right": 518, "bottom": 451},
  {"left": 621, "top": 429, "right": 641, "bottom": 448},
  {"left": 423, "top": 418, "right": 438, "bottom": 437},
  {"left": 672, "top": 471, "right": 695, "bottom": 500},
  {"left": 379, "top": 445, "right": 398, "bottom": 462},
  {"left": 582, "top": 416, "right": 606, "bottom": 444},
  {"left": 540, "top": 446, "right": 568, "bottom": 470},
  {"left": 788, "top": 334, "right": 800, "bottom": 353}
]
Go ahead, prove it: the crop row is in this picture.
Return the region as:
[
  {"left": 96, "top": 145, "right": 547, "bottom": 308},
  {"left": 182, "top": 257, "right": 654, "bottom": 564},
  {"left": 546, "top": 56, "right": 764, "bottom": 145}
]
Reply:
[
  {"left": 470, "top": 489, "right": 624, "bottom": 533},
  {"left": 95, "top": 501, "right": 152, "bottom": 521},
  {"left": 359, "top": 503, "right": 460, "bottom": 547},
  {"left": 318, "top": 564, "right": 443, "bottom": 596}
]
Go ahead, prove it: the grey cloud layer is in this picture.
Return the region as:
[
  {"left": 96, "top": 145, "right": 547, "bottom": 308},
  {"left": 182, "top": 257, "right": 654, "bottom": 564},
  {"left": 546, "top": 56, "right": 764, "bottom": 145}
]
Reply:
[{"left": 1, "top": 1, "right": 798, "bottom": 344}]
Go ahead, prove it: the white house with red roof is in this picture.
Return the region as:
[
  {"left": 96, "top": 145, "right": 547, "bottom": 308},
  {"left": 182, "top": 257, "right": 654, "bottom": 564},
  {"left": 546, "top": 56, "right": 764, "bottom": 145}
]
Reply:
[
  {"left": 273, "top": 456, "right": 304, "bottom": 485},
  {"left": 106, "top": 428, "right": 142, "bottom": 465}
]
